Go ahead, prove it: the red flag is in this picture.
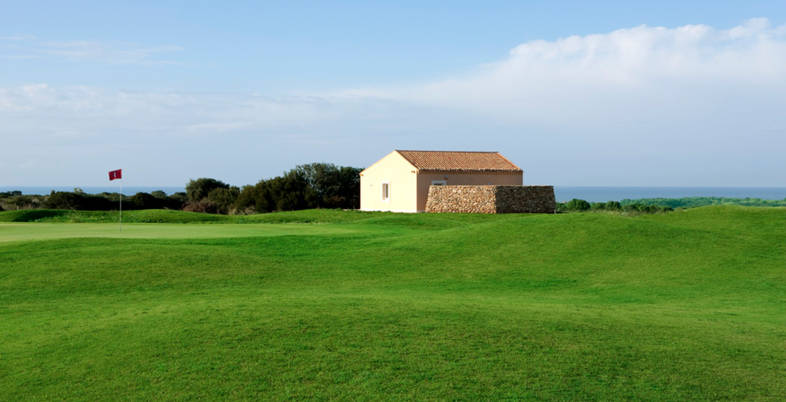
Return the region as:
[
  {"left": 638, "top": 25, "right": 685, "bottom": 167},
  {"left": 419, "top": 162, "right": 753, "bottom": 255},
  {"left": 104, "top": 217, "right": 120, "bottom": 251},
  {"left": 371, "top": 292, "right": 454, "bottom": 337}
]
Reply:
[{"left": 109, "top": 169, "right": 122, "bottom": 181}]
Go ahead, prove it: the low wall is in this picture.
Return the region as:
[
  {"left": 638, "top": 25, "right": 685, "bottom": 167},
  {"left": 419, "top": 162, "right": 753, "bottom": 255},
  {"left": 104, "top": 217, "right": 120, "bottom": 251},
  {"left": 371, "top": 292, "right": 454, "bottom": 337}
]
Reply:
[
  {"left": 425, "top": 185, "right": 497, "bottom": 214},
  {"left": 495, "top": 185, "right": 556, "bottom": 213},
  {"left": 425, "top": 185, "right": 555, "bottom": 214}
]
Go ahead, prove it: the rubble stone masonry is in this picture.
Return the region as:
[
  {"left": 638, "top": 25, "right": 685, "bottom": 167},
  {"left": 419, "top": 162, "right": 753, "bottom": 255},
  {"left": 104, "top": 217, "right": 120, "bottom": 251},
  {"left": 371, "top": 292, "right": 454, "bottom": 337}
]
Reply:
[{"left": 425, "top": 185, "right": 555, "bottom": 214}]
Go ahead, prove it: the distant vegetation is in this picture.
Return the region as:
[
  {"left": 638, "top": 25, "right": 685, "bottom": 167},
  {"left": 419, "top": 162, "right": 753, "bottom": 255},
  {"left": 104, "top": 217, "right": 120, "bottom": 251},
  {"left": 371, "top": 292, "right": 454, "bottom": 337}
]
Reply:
[
  {"left": 4, "top": 181, "right": 785, "bottom": 216},
  {"left": 233, "top": 163, "right": 361, "bottom": 213},
  {"left": 557, "top": 199, "right": 673, "bottom": 214},
  {"left": 0, "top": 163, "right": 361, "bottom": 215},
  {"left": 620, "top": 196, "right": 786, "bottom": 208},
  {"left": 556, "top": 196, "right": 786, "bottom": 214}
]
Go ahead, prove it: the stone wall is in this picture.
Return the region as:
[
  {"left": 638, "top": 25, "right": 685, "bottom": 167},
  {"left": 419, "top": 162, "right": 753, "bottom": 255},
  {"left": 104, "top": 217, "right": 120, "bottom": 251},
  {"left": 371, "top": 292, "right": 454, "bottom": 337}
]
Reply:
[
  {"left": 425, "top": 185, "right": 497, "bottom": 214},
  {"left": 425, "top": 185, "right": 555, "bottom": 214},
  {"left": 495, "top": 185, "right": 556, "bottom": 213}
]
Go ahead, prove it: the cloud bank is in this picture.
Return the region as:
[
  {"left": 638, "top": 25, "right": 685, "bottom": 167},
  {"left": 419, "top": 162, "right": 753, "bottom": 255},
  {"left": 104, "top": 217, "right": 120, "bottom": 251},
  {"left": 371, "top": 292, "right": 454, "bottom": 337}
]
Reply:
[{"left": 1, "top": 19, "right": 785, "bottom": 186}]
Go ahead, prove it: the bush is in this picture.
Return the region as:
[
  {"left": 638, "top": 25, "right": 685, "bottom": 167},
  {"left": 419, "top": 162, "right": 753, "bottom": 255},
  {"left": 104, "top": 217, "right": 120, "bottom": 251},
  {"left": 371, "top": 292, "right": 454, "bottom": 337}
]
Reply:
[
  {"left": 623, "top": 204, "right": 641, "bottom": 213},
  {"left": 44, "top": 191, "right": 114, "bottom": 210},
  {"left": 184, "top": 199, "right": 219, "bottom": 214},
  {"left": 128, "top": 192, "right": 166, "bottom": 210},
  {"left": 207, "top": 187, "right": 240, "bottom": 214},
  {"left": 167, "top": 192, "right": 188, "bottom": 209},
  {"left": 186, "top": 178, "right": 230, "bottom": 203},
  {"left": 1, "top": 195, "right": 42, "bottom": 210},
  {"left": 590, "top": 202, "right": 606, "bottom": 210},
  {"left": 565, "top": 199, "right": 591, "bottom": 211}
]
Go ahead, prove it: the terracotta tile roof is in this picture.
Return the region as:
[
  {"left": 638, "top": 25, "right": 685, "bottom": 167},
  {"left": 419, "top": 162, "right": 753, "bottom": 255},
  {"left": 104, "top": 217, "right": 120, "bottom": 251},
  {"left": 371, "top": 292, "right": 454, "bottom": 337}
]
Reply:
[{"left": 396, "top": 150, "right": 521, "bottom": 172}]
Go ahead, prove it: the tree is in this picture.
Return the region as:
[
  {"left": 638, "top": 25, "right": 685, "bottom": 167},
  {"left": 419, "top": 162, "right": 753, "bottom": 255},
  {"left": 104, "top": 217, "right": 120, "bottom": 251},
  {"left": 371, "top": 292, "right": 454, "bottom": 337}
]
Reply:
[
  {"left": 186, "top": 178, "right": 230, "bottom": 203},
  {"left": 207, "top": 186, "right": 240, "bottom": 214},
  {"left": 227, "top": 163, "right": 362, "bottom": 214},
  {"left": 295, "top": 163, "right": 361, "bottom": 209}
]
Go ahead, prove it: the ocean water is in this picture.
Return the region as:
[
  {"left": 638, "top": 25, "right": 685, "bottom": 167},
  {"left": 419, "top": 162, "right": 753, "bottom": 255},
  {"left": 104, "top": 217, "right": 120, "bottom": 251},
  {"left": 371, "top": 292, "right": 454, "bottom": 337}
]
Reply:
[
  {"left": 3, "top": 186, "right": 786, "bottom": 202},
  {"left": 0, "top": 186, "right": 186, "bottom": 196},
  {"left": 554, "top": 187, "right": 786, "bottom": 202}
]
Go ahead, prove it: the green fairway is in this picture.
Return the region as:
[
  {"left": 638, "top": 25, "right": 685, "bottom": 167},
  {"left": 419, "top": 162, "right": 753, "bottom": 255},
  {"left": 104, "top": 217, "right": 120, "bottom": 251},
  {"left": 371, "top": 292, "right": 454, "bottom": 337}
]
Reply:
[
  {"left": 1, "top": 207, "right": 785, "bottom": 399},
  {"left": 0, "top": 222, "right": 357, "bottom": 243}
]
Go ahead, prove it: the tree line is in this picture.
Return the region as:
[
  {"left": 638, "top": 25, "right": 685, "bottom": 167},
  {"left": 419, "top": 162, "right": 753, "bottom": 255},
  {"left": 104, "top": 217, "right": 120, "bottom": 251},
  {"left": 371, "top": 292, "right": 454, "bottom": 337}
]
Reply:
[{"left": 0, "top": 163, "right": 361, "bottom": 214}]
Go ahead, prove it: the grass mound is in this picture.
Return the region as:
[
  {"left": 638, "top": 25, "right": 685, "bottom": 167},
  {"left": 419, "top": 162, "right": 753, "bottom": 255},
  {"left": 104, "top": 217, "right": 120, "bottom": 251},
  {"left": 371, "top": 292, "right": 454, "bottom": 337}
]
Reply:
[{"left": 1, "top": 206, "right": 784, "bottom": 399}]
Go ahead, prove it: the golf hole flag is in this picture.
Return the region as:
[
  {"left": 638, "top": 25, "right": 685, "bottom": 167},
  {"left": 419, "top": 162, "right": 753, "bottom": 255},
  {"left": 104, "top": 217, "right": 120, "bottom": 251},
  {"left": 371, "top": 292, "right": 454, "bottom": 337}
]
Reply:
[{"left": 109, "top": 169, "right": 122, "bottom": 181}]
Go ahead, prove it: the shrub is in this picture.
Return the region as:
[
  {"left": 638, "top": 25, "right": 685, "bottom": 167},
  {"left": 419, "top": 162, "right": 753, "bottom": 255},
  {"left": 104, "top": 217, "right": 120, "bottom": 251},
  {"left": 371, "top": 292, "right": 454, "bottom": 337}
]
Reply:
[
  {"left": 207, "top": 187, "right": 240, "bottom": 214},
  {"left": 590, "top": 202, "right": 606, "bottom": 210},
  {"left": 128, "top": 192, "right": 166, "bottom": 210},
  {"left": 183, "top": 199, "right": 219, "bottom": 214},
  {"left": 1, "top": 195, "right": 42, "bottom": 210},
  {"left": 44, "top": 191, "right": 114, "bottom": 210},
  {"left": 186, "top": 178, "right": 230, "bottom": 203},
  {"left": 167, "top": 193, "right": 188, "bottom": 209},
  {"left": 565, "top": 199, "right": 591, "bottom": 211},
  {"left": 623, "top": 204, "right": 641, "bottom": 213}
]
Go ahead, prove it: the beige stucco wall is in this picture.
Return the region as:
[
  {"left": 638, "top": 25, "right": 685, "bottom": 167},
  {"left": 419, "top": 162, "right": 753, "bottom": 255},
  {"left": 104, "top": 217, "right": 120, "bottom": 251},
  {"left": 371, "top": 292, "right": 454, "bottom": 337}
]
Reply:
[
  {"left": 360, "top": 151, "right": 418, "bottom": 212},
  {"left": 415, "top": 171, "right": 523, "bottom": 212}
]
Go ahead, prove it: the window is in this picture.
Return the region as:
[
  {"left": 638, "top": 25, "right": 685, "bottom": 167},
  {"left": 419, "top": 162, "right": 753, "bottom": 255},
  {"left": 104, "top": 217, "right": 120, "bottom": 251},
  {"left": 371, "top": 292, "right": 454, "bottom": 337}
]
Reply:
[
  {"left": 381, "top": 183, "right": 390, "bottom": 201},
  {"left": 431, "top": 180, "right": 447, "bottom": 186}
]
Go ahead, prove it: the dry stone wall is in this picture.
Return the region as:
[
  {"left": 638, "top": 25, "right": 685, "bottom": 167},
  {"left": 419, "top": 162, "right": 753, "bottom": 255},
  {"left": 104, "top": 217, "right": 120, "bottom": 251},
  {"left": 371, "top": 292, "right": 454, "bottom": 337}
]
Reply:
[
  {"left": 425, "top": 185, "right": 555, "bottom": 214},
  {"left": 425, "top": 185, "right": 497, "bottom": 214}
]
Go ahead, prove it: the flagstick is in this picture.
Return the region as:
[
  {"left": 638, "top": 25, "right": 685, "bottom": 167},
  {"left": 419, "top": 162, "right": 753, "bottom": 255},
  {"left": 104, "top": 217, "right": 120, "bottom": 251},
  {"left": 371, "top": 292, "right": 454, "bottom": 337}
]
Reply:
[{"left": 119, "top": 182, "right": 123, "bottom": 232}]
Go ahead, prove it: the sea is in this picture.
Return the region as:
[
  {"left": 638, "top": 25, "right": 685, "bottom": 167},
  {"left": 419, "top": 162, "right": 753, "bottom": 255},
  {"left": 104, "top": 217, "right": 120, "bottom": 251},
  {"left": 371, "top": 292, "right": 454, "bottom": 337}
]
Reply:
[
  {"left": 3, "top": 186, "right": 786, "bottom": 202},
  {"left": 1, "top": 186, "right": 186, "bottom": 196}
]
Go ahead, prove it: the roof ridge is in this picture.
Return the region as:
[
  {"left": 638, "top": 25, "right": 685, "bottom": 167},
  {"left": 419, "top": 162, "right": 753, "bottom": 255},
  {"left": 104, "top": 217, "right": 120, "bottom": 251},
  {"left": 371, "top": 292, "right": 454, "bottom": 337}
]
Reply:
[
  {"left": 394, "top": 150, "right": 521, "bottom": 171},
  {"left": 396, "top": 149, "right": 500, "bottom": 153}
]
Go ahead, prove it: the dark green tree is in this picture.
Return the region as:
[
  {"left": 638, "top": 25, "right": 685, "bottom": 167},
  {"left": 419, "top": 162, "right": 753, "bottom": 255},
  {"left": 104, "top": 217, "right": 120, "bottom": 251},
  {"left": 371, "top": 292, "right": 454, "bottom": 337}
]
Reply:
[
  {"left": 186, "top": 178, "right": 230, "bottom": 203},
  {"left": 207, "top": 186, "right": 240, "bottom": 214}
]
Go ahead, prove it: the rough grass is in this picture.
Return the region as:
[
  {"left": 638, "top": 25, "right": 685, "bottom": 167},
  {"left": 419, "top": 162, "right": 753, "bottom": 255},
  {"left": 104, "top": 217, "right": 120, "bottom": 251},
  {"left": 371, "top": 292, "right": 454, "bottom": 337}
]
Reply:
[{"left": 1, "top": 206, "right": 785, "bottom": 400}]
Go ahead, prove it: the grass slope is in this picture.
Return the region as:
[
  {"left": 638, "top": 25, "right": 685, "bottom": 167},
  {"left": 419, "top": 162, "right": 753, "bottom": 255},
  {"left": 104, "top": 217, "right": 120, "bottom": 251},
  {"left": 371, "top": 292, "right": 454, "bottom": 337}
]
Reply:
[{"left": 1, "top": 207, "right": 785, "bottom": 399}]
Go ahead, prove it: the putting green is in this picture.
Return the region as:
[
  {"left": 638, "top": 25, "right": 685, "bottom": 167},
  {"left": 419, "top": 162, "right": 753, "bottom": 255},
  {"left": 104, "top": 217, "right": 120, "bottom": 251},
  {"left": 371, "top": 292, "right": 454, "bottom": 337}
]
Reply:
[{"left": 0, "top": 222, "right": 357, "bottom": 243}]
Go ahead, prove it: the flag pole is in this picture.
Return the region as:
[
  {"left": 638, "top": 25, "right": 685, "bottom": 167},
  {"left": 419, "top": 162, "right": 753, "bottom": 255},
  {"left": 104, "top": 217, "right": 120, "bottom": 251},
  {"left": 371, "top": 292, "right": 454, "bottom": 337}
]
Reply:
[{"left": 109, "top": 169, "right": 123, "bottom": 231}]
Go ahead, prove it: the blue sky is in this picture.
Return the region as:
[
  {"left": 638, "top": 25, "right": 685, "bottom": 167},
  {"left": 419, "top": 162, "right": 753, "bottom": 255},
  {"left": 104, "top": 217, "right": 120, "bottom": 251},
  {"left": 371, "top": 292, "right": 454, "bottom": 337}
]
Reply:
[{"left": 2, "top": 1, "right": 786, "bottom": 186}]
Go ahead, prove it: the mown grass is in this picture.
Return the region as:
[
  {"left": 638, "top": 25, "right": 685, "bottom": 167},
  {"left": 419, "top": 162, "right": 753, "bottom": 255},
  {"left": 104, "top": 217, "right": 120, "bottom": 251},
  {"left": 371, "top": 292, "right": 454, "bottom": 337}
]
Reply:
[{"left": 1, "top": 206, "right": 785, "bottom": 399}]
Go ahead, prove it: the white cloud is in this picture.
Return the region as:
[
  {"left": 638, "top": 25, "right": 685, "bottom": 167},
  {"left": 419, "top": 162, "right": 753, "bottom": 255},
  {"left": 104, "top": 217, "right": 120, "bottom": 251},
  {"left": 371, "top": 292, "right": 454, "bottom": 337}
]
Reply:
[
  {"left": 347, "top": 18, "right": 786, "bottom": 123},
  {"left": 1, "top": 19, "right": 786, "bottom": 186},
  {"left": 0, "top": 35, "right": 181, "bottom": 64}
]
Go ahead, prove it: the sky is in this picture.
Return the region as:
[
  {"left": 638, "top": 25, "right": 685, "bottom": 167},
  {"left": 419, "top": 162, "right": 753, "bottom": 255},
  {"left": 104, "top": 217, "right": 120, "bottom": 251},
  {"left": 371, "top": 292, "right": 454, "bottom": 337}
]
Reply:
[{"left": 2, "top": 0, "right": 786, "bottom": 187}]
